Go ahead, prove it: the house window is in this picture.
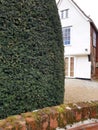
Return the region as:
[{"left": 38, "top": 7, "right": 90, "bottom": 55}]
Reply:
[
  {"left": 61, "top": 9, "right": 69, "bottom": 19},
  {"left": 62, "top": 27, "right": 71, "bottom": 45},
  {"left": 93, "top": 31, "right": 96, "bottom": 47}
]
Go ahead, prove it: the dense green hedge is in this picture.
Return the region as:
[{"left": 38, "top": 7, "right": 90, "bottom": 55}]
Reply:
[{"left": 0, "top": 0, "right": 64, "bottom": 119}]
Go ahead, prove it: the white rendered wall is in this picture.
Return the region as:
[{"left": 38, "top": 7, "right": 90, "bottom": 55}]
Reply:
[
  {"left": 58, "top": 0, "right": 91, "bottom": 56},
  {"left": 57, "top": 0, "right": 92, "bottom": 79}
]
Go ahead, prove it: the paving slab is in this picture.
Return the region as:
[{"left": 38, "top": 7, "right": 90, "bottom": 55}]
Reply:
[{"left": 64, "top": 79, "right": 98, "bottom": 103}]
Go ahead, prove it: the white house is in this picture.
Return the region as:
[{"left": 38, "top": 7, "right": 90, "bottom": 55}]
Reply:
[{"left": 57, "top": 0, "right": 98, "bottom": 79}]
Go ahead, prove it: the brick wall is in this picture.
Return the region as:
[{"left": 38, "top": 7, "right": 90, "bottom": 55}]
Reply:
[
  {"left": 0, "top": 101, "right": 98, "bottom": 130},
  {"left": 96, "top": 32, "right": 98, "bottom": 78},
  {"left": 90, "top": 24, "right": 97, "bottom": 79}
]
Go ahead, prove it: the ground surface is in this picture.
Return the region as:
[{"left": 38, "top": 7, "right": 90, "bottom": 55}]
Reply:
[{"left": 64, "top": 78, "right": 98, "bottom": 103}]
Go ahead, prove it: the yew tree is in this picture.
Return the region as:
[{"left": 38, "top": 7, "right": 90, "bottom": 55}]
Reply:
[{"left": 0, "top": 0, "right": 64, "bottom": 119}]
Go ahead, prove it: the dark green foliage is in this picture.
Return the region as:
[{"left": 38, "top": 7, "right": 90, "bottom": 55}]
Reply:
[{"left": 0, "top": 0, "right": 64, "bottom": 119}]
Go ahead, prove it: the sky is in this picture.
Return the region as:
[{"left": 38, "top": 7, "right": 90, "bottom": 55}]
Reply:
[{"left": 56, "top": 0, "right": 98, "bottom": 28}]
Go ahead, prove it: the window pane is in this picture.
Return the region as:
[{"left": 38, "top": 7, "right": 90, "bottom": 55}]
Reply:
[
  {"left": 93, "top": 31, "right": 96, "bottom": 47},
  {"left": 61, "top": 11, "right": 63, "bottom": 19},
  {"left": 70, "top": 57, "right": 74, "bottom": 77},
  {"left": 62, "top": 27, "right": 71, "bottom": 45},
  {"left": 65, "top": 58, "right": 68, "bottom": 76}
]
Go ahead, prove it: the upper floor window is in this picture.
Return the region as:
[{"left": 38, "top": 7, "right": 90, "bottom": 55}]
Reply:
[
  {"left": 62, "top": 27, "right": 71, "bottom": 45},
  {"left": 61, "top": 9, "right": 69, "bottom": 19},
  {"left": 93, "top": 31, "right": 96, "bottom": 47}
]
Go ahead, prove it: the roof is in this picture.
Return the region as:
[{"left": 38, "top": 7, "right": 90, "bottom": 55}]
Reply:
[{"left": 57, "top": 0, "right": 98, "bottom": 31}]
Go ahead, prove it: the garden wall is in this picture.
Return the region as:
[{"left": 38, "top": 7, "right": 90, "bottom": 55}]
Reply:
[{"left": 0, "top": 101, "right": 98, "bottom": 130}]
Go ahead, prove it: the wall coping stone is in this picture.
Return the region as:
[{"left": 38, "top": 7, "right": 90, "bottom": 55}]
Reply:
[{"left": 0, "top": 101, "right": 98, "bottom": 129}]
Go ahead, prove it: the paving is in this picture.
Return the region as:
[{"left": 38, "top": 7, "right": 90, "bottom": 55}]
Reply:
[{"left": 64, "top": 78, "right": 98, "bottom": 103}]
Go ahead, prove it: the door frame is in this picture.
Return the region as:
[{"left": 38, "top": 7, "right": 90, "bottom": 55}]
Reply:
[{"left": 64, "top": 56, "right": 75, "bottom": 78}]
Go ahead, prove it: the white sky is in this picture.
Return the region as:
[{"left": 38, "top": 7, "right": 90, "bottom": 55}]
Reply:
[{"left": 56, "top": 0, "right": 98, "bottom": 28}]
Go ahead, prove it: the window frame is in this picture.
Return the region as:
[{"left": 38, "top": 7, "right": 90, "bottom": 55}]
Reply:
[
  {"left": 62, "top": 27, "right": 71, "bottom": 46},
  {"left": 61, "top": 9, "right": 69, "bottom": 19},
  {"left": 93, "top": 30, "right": 96, "bottom": 47}
]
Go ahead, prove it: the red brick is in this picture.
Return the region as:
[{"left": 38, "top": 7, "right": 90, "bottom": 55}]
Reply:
[
  {"left": 40, "top": 114, "right": 49, "bottom": 130},
  {"left": 49, "top": 108, "right": 59, "bottom": 129},
  {"left": 26, "top": 117, "right": 37, "bottom": 130},
  {"left": 75, "top": 111, "right": 82, "bottom": 121}
]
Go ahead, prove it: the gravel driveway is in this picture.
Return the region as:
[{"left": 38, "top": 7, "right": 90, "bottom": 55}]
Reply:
[{"left": 64, "top": 78, "right": 98, "bottom": 103}]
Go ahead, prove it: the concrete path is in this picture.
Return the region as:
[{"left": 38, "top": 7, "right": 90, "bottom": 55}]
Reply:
[{"left": 64, "top": 78, "right": 98, "bottom": 103}]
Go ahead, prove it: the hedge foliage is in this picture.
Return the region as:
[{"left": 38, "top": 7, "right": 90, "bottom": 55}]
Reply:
[{"left": 0, "top": 0, "right": 64, "bottom": 119}]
